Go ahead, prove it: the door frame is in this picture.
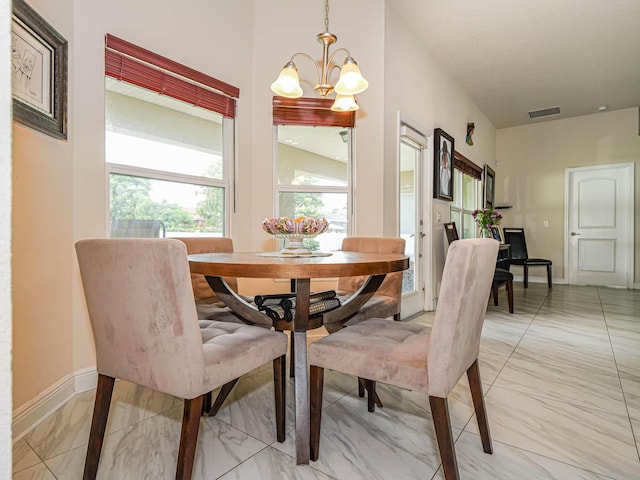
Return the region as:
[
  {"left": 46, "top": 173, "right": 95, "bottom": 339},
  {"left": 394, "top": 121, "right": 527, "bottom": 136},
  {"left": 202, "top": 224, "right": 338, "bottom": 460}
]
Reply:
[
  {"left": 397, "top": 114, "right": 434, "bottom": 316},
  {"left": 563, "top": 162, "right": 635, "bottom": 288}
]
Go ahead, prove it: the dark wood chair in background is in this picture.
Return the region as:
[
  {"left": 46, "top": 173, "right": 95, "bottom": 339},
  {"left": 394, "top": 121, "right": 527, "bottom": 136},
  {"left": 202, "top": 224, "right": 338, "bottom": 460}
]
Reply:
[
  {"left": 502, "top": 227, "right": 552, "bottom": 288},
  {"left": 444, "top": 222, "right": 513, "bottom": 314}
]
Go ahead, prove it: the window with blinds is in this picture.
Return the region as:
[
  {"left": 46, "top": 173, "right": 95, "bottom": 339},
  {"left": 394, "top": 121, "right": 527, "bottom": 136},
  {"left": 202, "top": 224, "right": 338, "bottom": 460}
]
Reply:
[{"left": 105, "top": 35, "right": 238, "bottom": 238}]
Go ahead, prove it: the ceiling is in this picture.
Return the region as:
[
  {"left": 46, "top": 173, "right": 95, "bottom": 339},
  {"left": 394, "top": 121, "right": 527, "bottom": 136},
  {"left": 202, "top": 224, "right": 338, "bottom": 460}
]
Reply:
[{"left": 389, "top": 0, "right": 640, "bottom": 128}]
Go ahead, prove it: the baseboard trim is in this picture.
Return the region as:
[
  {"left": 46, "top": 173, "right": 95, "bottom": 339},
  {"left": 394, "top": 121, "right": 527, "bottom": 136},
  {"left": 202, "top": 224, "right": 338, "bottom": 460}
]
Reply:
[
  {"left": 13, "top": 367, "right": 97, "bottom": 442},
  {"left": 510, "top": 275, "right": 565, "bottom": 285}
]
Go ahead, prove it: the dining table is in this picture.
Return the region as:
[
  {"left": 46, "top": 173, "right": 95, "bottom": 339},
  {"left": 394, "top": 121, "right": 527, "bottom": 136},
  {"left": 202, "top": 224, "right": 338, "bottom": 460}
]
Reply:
[{"left": 188, "top": 250, "right": 409, "bottom": 464}]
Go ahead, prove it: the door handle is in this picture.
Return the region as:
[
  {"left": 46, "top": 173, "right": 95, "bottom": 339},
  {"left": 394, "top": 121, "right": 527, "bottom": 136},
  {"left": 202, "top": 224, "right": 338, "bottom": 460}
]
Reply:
[{"left": 570, "top": 232, "right": 581, "bottom": 236}]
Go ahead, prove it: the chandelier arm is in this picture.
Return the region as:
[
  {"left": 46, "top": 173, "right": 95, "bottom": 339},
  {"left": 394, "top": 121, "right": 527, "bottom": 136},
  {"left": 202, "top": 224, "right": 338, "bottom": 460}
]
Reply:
[
  {"left": 327, "top": 47, "right": 351, "bottom": 67},
  {"left": 289, "top": 52, "right": 322, "bottom": 86}
]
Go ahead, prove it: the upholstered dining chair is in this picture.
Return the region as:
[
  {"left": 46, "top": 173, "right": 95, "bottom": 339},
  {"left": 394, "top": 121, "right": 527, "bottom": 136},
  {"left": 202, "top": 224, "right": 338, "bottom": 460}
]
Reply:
[
  {"left": 175, "top": 237, "right": 275, "bottom": 416},
  {"left": 309, "top": 238, "right": 498, "bottom": 479},
  {"left": 502, "top": 227, "right": 552, "bottom": 288},
  {"left": 173, "top": 237, "right": 270, "bottom": 327},
  {"left": 324, "top": 236, "right": 405, "bottom": 408},
  {"left": 76, "top": 239, "right": 287, "bottom": 480},
  {"left": 326, "top": 236, "right": 406, "bottom": 333},
  {"left": 444, "top": 222, "right": 513, "bottom": 314}
]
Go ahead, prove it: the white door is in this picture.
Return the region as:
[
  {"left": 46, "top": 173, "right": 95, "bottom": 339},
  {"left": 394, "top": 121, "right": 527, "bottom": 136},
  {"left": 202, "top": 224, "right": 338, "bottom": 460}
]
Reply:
[
  {"left": 399, "top": 124, "right": 430, "bottom": 317},
  {"left": 566, "top": 163, "right": 634, "bottom": 287}
]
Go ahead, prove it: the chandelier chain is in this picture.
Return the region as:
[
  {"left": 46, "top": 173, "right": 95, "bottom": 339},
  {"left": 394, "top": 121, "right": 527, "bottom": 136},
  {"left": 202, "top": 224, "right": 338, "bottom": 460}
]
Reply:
[{"left": 324, "top": 0, "right": 330, "bottom": 32}]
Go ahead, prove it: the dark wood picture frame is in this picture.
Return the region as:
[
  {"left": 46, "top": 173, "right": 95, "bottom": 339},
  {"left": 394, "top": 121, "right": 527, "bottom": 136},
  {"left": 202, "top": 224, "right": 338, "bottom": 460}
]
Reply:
[
  {"left": 12, "top": 0, "right": 68, "bottom": 139},
  {"left": 433, "top": 128, "right": 455, "bottom": 201},
  {"left": 483, "top": 164, "right": 495, "bottom": 208}
]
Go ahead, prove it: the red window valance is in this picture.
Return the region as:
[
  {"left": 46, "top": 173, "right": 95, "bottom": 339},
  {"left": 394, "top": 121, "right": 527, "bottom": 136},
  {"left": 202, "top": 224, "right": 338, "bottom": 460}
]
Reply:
[
  {"left": 272, "top": 97, "right": 355, "bottom": 127},
  {"left": 453, "top": 151, "right": 482, "bottom": 180},
  {"left": 105, "top": 34, "right": 238, "bottom": 118}
]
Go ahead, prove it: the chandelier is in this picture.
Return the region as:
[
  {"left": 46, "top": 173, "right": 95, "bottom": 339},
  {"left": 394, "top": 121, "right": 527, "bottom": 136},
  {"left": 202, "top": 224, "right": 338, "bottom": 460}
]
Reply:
[{"left": 270, "top": 0, "right": 368, "bottom": 112}]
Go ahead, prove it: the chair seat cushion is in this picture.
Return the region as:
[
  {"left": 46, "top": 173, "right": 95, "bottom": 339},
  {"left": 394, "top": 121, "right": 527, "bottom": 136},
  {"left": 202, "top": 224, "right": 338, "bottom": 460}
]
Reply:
[
  {"left": 199, "top": 320, "right": 287, "bottom": 393},
  {"left": 523, "top": 258, "right": 552, "bottom": 266},
  {"left": 309, "top": 318, "right": 432, "bottom": 393},
  {"left": 494, "top": 268, "right": 513, "bottom": 283}
]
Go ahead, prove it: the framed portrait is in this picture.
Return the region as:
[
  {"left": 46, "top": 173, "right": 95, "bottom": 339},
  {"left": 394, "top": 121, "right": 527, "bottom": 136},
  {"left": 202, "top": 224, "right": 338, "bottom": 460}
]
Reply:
[
  {"left": 491, "top": 225, "right": 505, "bottom": 244},
  {"left": 433, "top": 128, "right": 455, "bottom": 201},
  {"left": 12, "top": 0, "right": 68, "bottom": 139},
  {"left": 483, "top": 164, "right": 495, "bottom": 208}
]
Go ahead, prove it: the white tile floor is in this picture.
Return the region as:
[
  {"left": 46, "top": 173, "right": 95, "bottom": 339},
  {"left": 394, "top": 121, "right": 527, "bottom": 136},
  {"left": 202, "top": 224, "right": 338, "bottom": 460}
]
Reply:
[{"left": 12, "top": 283, "right": 640, "bottom": 479}]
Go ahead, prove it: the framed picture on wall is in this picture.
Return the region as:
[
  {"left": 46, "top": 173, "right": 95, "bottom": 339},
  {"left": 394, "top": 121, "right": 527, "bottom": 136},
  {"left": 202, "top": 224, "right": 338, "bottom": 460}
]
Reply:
[
  {"left": 433, "top": 128, "right": 455, "bottom": 201},
  {"left": 483, "top": 164, "right": 495, "bottom": 208},
  {"left": 12, "top": 0, "right": 68, "bottom": 139}
]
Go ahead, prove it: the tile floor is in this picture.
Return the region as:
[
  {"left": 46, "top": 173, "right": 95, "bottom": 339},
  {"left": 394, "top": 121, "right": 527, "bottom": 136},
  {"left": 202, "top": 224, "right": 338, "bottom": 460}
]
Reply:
[{"left": 12, "top": 283, "right": 640, "bottom": 479}]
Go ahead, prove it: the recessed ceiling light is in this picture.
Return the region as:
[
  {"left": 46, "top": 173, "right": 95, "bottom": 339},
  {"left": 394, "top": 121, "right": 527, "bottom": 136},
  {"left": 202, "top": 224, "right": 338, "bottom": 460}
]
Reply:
[{"left": 597, "top": 105, "right": 608, "bottom": 111}]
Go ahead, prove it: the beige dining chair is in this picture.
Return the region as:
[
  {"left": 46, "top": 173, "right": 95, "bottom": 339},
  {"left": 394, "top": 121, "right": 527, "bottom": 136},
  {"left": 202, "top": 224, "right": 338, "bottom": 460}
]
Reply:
[
  {"left": 327, "top": 236, "right": 406, "bottom": 333},
  {"left": 309, "top": 238, "right": 498, "bottom": 480},
  {"left": 325, "top": 236, "right": 406, "bottom": 408},
  {"left": 76, "top": 238, "right": 287, "bottom": 480},
  {"left": 175, "top": 236, "right": 275, "bottom": 416}
]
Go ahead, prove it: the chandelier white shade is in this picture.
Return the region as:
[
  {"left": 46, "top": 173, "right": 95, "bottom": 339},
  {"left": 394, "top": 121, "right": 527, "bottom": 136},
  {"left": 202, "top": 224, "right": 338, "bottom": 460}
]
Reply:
[{"left": 270, "top": 0, "right": 368, "bottom": 112}]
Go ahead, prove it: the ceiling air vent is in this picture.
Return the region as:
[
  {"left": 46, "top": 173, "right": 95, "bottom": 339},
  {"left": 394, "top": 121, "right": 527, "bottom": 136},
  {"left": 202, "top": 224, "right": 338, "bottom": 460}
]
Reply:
[{"left": 528, "top": 106, "right": 561, "bottom": 119}]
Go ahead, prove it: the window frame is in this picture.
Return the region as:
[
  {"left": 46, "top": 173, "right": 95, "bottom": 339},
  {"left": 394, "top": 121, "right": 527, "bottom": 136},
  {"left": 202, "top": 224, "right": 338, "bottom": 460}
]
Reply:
[
  {"left": 450, "top": 151, "right": 482, "bottom": 239},
  {"left": 272, "top": 97, "right": 355, "bottom": 250},
  {"left": 104, "top": 35, "right": 238, "bottom": 237}
]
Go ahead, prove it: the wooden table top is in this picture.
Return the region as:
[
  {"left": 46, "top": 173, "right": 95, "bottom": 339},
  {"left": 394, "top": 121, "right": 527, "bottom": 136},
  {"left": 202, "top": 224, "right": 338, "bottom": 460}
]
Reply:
[{"left": 188, "top": 251, "right": 409, "bottom": 279}]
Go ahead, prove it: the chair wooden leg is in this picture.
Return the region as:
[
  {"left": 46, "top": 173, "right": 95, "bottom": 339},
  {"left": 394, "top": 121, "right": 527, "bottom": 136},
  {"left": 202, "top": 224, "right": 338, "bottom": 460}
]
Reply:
[
  {"left": 523, "top": 265, "right": 529, "bottom": 288},
  {"left": 202, "top": 391, "right": 212, "bottom": 416},
  {"left": 358, "top": 377, "right": 365, "bottom": 397},
  {"left": 547, "top": 265, "right": 553, "bottom": 288},
  {"left": 207, "top": 378, "right": 239, "bottom": 417},
  {"left": 176, "top": 395, "right": 203, "bottom": 480},
  {"left": 365, "top": 379, "right": 376, "bottom": 412},
  {"left": 83, "top": 374, "right": 115, "bottom": 480},
  {"left": 289, "top": 337, "right": 295, "bottom": 378},
  {"left": 466, "top": 360, "right": 493, "bottom": 454},
  {"left": 393, "top": 313, "right": 401, "bottom": 321},
  {"left": 310, "top": 366, "right": 325, "bottom": 462},
  {"left": 492, "top": 283, "right": 499, "bottom": 305},
  {"left": 429, "top": 396, "right": 460, "bottom": 480},
  {"left": 506, "top": 280, "right": 514, "bottom": 314},
  {"left": 273, "top": 355, "right": 286, "bottom": 443}
]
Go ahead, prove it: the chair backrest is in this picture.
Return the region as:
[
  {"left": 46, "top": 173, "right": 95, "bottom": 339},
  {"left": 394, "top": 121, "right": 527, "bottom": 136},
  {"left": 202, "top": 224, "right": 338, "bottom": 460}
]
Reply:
[
  {"left": 172, "top": 237, "right": 238, "bottom": 299},
  {"left": 337, "top": 237, "right": 406, "bottom": 300},
  {"left": 76, "top": 238, "right": 205, "bottom": 399},
  {"left": 443, "top": 222, "right": 459, "bottom": 245},
  {"left": 110, "top": 219, "right": 166, "bottom": 238},
  {"left": 502, "top": 227, "right": 528, "bottom": 261},
  {"left": 427, "top": 238, "right": 499, "bottom": 398}
]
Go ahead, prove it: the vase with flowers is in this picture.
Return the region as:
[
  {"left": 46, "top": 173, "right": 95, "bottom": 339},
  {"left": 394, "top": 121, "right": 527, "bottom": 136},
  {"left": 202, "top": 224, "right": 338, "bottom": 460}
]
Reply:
[{"left": 472, "top": 207, "right": 502, "bottom": 238}]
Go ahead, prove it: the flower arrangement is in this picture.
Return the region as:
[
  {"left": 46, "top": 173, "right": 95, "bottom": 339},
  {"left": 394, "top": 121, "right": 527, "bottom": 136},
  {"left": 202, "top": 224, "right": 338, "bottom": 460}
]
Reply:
[{"left": 472, "top": 207, "right": 502, "bottom": 237}]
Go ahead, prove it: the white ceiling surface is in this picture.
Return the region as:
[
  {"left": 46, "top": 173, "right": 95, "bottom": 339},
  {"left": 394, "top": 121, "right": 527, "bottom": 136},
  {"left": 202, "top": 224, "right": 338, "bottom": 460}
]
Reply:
[{"left": 389, "top": 0, "right": 640, "bottom": 128}]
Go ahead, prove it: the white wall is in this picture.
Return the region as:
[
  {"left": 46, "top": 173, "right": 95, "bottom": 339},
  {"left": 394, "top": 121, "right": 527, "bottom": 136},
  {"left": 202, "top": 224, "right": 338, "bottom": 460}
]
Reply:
[
  {"left": 1, "top": 0, "right": 13, "bottom": 472},
  {"left": 383, "top": 3, "right": 496, "bottom": 299},
  {"left": 496, "top": 108, "right": 640, "bottom": 283}
]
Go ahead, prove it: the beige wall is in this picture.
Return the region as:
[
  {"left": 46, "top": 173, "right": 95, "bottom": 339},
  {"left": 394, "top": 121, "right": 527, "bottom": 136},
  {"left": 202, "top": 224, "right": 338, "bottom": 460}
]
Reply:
[
  {"left": 383, "top": 3, "right": 496, "bottom": 301},
  {"left": 1, "top": 0, "right": 13, "bottom": 470},
  {"left": 496, "top": 108, "right": 640, "bottom": 283},
  {"left": 12, "top": 0, "right": 74, "bottom": 408}
]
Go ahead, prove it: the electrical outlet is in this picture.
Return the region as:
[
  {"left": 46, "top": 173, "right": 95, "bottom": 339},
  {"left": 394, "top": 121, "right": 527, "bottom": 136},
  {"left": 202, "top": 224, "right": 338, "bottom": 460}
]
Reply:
[
  {"left": 437, "top": 212, "right": 442, "bottom": 222},
  {"left": 543, "top": 220, "right": 549, "bottom": 228}
]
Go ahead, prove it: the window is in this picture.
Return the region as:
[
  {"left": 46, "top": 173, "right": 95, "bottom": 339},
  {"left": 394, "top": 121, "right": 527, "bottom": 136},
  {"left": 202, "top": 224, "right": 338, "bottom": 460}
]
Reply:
[
  {"left": 105, "top": 35, "right": 238, "bottom": 238},
  {"left": 450, "top": 152, "right": 482, "bottom": 238},
  {"left": 273, "top": 98, "right": 354, "bottom": 252}
]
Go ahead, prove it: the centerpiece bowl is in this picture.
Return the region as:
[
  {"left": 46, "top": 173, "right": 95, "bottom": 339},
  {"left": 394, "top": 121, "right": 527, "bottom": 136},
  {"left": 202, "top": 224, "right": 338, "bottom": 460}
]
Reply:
[{"left": 262, "top": 216, "right": 329, "bottom": 255}]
